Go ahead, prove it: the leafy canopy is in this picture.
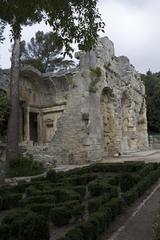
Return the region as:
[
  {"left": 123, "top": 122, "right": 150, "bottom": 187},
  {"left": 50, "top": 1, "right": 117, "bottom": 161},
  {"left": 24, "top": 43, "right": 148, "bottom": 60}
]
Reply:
[
  {"left": 0, "top": 93, "right": 10, "bottom": 136},
  {"left": 0, "top": 0, "right": 105, "bottom": 53},
  {"left": 142, "top": 71, "right": 160, "bottom": 133},
  {"left": 20, "top": 31, "right": 75, "bottom": 73}
]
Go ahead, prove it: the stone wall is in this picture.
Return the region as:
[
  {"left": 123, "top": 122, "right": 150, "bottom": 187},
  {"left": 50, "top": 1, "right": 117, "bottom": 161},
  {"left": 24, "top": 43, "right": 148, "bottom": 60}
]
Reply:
[
  {"left": 44, "top": 37, "right": 148, "bottom": 164},
  {"left": 0, "top": 36, "right": 148, "bottom": 165}
]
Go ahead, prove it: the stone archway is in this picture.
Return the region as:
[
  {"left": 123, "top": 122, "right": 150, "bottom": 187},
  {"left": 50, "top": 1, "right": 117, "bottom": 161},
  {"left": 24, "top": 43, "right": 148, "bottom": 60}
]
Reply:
[{"left": 100, "top": 87, "right": 118, "bottom": 156}]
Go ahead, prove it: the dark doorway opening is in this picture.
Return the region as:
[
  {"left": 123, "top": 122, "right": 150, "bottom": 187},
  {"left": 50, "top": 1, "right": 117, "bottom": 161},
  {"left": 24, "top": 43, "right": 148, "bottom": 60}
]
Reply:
[{"left": 29, "top": 112, "right": 38, "bottom": 143}]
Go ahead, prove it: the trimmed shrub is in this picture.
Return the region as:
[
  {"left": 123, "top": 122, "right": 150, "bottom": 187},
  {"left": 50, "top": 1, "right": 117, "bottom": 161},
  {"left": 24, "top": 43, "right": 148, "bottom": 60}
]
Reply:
[
  {"left": 138, "top": 163, "right": 155, "bottom": 177},
  {"left": 52, "top": 189, "right": 80, "bottom": 203},
  {"left": 68, "top": 173, "right": 98, "bottom": 186},
  {"left": 89, "top": 209, "right": 111, "bottom": 234},
  {"left": 0, "top": 224, "right": 10, "bottom": 240},
  {"left": 20, "top": 194, "right": 56, "bottom": 207},
  {"left": 122, "top": 189, "right": 139, "bottom": 206},
  {"left": 2, "top": 211, "right": 50, "bottom": 240},
  {"left": 89, "top": 162, "right": 145, "bottom": 173},
  {"left": 88, "top": 179, "right": 118, "bottom": 198},
  {"left": 50, "top": 202, "right": 84, "bottom": 226},
  {"left": 20, "top": 212, "right": 49, "bottom": 240},
  {"left": 6, "top": 155, "right": 44, "bottom": 177},
  {"left": 26, "top": 203, "right": 55, "bottom": 218},
  {"left": 71, "top": 186, "right": 86, "bottom": 200},
  {"left": 50, "top": 206, "right": 71, "bottom": 226},
  {"left": 65, "top": 227, "right": 84, "bottom": 240},
  {"left": 46, "top": 169, "right": 58, "bottom": 182},
  {"left": 88, "top": 196, "right": 105, "bottom": 213},
  {"left": 103, "top": 198, "right": 124, "bottom": 220},
  {"left": 0, "top": 193, "right": 22, "bottom": 210},
  {"left": 119, "top": 173, "right": 135, "bottom": 192}
]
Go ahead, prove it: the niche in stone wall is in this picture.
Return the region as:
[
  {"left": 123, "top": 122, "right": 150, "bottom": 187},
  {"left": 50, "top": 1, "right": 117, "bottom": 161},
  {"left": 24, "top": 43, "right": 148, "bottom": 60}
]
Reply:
[
  {"left": 100, "top": 87, "right": 117, "bottom": 156},
  {"left": 121, "top": 91, "right": 137, "bottom": 152}
]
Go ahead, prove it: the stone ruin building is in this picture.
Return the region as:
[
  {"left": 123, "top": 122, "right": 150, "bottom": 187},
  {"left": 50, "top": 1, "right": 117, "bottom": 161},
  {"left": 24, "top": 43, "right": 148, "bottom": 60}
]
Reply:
[{"left": 0, "top": 36, "right": 149, "bottom": 166}]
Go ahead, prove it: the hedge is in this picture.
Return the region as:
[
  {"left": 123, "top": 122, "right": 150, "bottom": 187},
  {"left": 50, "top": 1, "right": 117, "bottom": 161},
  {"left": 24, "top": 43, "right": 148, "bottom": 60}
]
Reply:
[
  {"left": 26, "top": 203, "right": 55, "bottom": 218},
  {"left": 50, "top": 203, "right": 85, "bottom": 226},
  {"left": 0, "top": 193, "right": 22, "bottom": 210},
  {"left": 0, "top": 212, "right": 49, "bottom": 240},
  {"left": 19, "top": 194, "right": 56, "bottom": 207},
  {"left": 88, "top": 179, "right": 118, "bottom": 198}
]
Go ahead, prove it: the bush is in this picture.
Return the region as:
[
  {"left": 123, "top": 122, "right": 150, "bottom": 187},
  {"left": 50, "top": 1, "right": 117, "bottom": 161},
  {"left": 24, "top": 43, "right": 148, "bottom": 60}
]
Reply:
[
  {"left": 6, "top": 155, "right": 44, "bottom": 177},
  {"left": 65, "top": 227, "right": 84, "bottom": 240},
  {"left": 20, "top": 212, "right": 49, "bottom": 240},
  {"left": 2, "top": 211, "right": 50, "bottom": 240},
  {"left": 71, "top": 186, "right": 86, "bottom": 200},
  {"left": 52, "top": 189, "right": 80, "bottom": 203},
  {"left": 0, "top": 193, "right": 22, "bottom": 210},
  {"left": 26, "top": 203, "right": 55, "bottom": 218},
  {"left": 68, "top": 173, "right": 98, "bottom": 186},
  {"left": 88, "top": 179, "right": 118, "bottom": 198},
  {"left": 89, "top": 162, "right": 145, "bottom": 173},
  {"left": 0, "top": 224, "right": 10, "bottom": 240},
  {"left": 20, "top": 194, "right": 56, "bottom": 207},
  {"left": 50, "top": 202, "right": 84, "bottom": 226},
  {"left": 50, "top": 206, "right": 71, "bottom": 226},
  {"left": 138, "top": 163, "right": 155, "bottom": 177},
  {"left": 88, "top": 196, "right": 105, "bottom": 213},
  {"left": 119, "top": 173, "right": 135, "bottom": 192},
  {"left": 122, "top": 189, "right": 139, "bottom": 206},
  {"left": 46, "top": 169, "right": 58, "bottom": 182},
  {"left": 103, "top": 198, "right": 124, "bottom": 220}
]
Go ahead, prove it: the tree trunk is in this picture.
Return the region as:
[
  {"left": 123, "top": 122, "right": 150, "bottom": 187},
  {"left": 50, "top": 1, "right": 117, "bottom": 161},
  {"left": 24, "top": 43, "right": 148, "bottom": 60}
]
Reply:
[{"left": 6, "top": 36, "right": 20, "bottom": 161}]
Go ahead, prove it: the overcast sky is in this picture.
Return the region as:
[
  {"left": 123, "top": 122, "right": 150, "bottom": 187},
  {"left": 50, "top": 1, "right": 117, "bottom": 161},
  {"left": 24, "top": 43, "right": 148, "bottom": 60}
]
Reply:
[{"left": 0, "top": 0, "right": 160, "bottom": 73}]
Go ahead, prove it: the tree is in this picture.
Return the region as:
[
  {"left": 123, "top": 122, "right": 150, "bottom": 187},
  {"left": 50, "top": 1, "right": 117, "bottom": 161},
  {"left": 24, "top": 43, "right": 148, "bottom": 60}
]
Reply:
[
  {"left": 0, "top": 20, "right": 6, "bottom": 43},
  {"left": 0, "top": 0, "right": 104, "bottom": 161},
  {"left": 142, "top": 71, "right": 160, "bottom": 133},
  {"left": 20, "top": 31, "right": 75, "bottom": 73},
  {"left": 0, "top": 93, "right": 10, "bottom": 137}
]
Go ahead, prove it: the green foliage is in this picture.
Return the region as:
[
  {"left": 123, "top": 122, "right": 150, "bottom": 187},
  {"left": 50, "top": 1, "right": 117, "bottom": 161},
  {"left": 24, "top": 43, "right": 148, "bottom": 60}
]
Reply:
[
  {"left": 0, "top": 193, "right": 22, "bottom": 210},
  {"left": 88, "top": 179, "right": 118, "bottom": 197},
  {"left": 102, "top": 87, "right": 114, "bottom": 98},
  {"left": 89, "top": 67, "right": 102, "bottom": 93},
  {"left": 142, "top": 71, "right": 160, "bottom": 132},
  {"left": 103, "top": 198, "right": 124, "bottom": 220},
  {"left": 50, "top": 206, "right": 72, "bottom": 226},
  {"left": 46, "top": 169, "right": 58, "bottom": 182},
  {"left": 0, "top": 20, "right": 6, "bottom": 43},
  {"left": 0, "top": 1, "right": 104, "bottom": 53},
  {"left": 0, "top": 94, "right": 10, "bottom": 136},
  {"left": 88, "top": 196, "right": 105, "bottom": 213},
  {"left": 1, "top": 211, "right": 49, "bottom": 240},
  {"left": 1, "top": 162, "right": 160, "bottom": 240},
  {"left": 6, "top": 155, "right": 44, "bottom": 177},
  {"left": 119, "top": 173, "right": 135, "bottom": 192},
  {"left": 26, "top": 203, "right": 55, "bottom": 218},
  {"left": 20, "top": 31, "right": 75, "bottom": 73}
]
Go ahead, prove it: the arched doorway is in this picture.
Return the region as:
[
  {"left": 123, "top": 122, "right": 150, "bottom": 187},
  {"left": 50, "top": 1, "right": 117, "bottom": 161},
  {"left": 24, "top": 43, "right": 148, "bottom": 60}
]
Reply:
[{"left": 100, "top": 87, "right": 118, "bottom": 156}]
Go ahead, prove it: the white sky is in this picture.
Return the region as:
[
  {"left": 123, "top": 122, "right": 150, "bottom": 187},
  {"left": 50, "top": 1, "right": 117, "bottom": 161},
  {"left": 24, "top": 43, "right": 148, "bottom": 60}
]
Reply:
[{"left": 0, "top": 0, "right": 160, "bottom": 73}]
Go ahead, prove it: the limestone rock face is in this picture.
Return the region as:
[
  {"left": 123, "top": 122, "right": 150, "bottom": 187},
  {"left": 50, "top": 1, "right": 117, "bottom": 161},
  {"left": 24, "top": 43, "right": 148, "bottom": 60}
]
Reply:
[
  {"left": 46, "top": 36, "right": 148, "bottom": 164},
  {"left": 0, "top": 36, "right": 148, "bottom": 165}
]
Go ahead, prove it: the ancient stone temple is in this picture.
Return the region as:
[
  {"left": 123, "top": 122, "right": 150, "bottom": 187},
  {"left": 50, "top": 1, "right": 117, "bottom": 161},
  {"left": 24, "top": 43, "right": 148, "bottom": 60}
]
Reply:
[{"left": 0, "top": 36, "right": 148, "bottom": 165}]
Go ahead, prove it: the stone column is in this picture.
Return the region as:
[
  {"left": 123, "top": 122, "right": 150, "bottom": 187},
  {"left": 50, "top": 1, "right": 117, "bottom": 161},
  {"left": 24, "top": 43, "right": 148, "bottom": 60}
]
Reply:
[
  {"left": 37, "top": 112, "right": 43, "bottom": 144},
  {"left": 24, "top": 105, "right": 30, "bottom": 143}
]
